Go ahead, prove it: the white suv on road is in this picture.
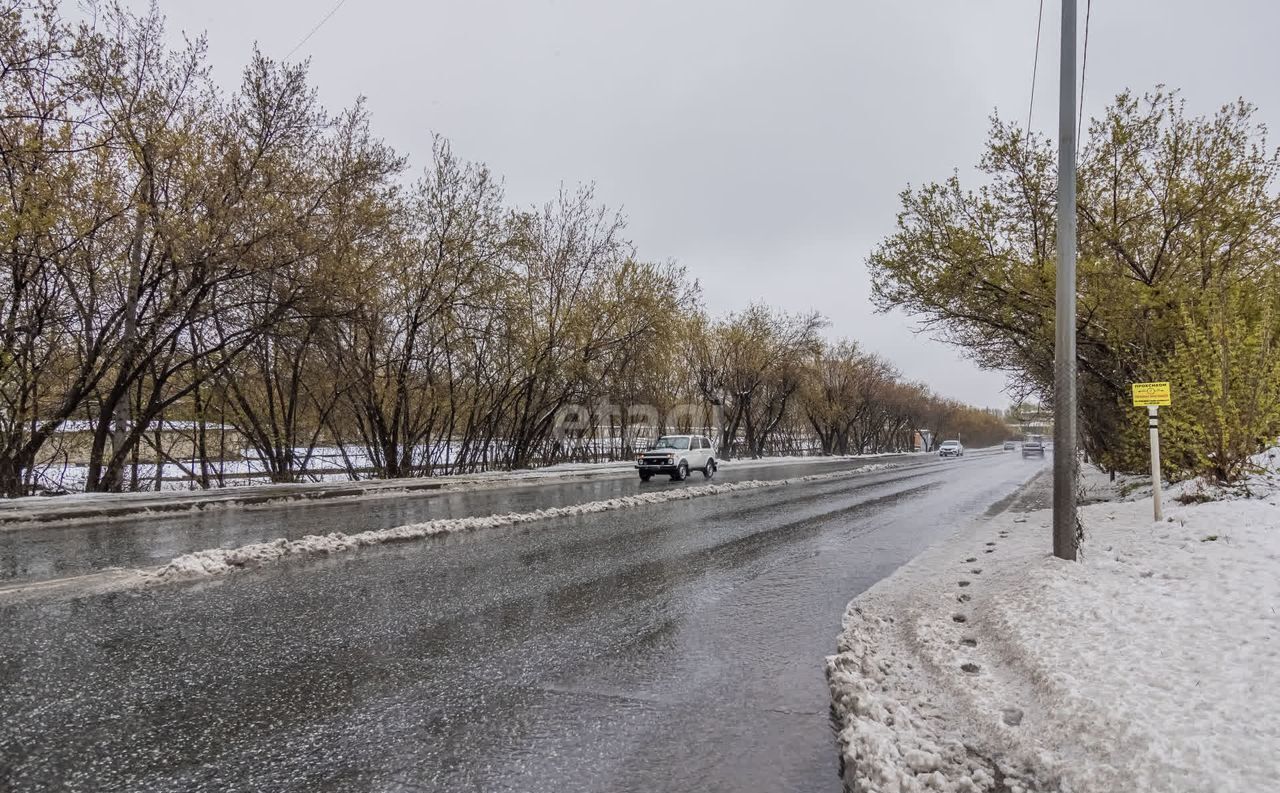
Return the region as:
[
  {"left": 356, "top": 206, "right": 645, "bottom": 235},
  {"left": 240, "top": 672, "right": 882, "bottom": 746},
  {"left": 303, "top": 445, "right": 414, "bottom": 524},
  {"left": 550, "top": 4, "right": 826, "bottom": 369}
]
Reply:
[{"left": 635, "top": 435, "right": 717, "bottom": 482}]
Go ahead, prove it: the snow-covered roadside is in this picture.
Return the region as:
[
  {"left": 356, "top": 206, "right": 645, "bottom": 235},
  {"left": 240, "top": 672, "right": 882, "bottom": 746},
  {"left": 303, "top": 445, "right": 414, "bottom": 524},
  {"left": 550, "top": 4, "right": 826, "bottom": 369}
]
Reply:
[
  {"left": 826, "top": 460, "right": 1280, "bottom": 793},
  {"left": 0, "top": 452, "right": 926, "bottom": 528}
]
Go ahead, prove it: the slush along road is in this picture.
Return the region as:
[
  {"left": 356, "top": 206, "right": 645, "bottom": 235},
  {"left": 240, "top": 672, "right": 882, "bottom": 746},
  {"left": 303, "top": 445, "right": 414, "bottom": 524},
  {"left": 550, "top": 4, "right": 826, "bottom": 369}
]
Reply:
[{"left": 0, "top": 452, "right": 1044, "bottom": 792}]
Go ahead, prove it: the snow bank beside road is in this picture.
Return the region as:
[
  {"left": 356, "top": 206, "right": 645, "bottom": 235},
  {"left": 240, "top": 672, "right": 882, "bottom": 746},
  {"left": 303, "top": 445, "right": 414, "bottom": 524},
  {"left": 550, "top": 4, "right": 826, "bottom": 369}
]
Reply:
[
  {"left": 827, "top": 464, "right": 1280, "bottom": 793},
  {"left": 148, "top": 464, "right": 899, "bottom": 584}
]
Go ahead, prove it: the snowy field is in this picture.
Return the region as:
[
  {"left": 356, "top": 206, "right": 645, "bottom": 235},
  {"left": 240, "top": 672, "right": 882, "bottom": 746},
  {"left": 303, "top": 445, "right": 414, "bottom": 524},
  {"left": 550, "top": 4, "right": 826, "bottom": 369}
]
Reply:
[
  {"left": 827, "top": 452, "right": 1280, "bottom": 793},
  {"left": 25, "top": 441, "right": 559, "bottom": 493}
]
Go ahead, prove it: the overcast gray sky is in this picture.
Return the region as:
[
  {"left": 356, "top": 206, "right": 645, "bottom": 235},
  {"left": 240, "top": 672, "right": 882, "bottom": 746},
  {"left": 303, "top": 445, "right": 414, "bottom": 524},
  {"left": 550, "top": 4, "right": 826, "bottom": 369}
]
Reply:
[{"left": 126, "top": 0, "right": 1280, "bottom": 408}]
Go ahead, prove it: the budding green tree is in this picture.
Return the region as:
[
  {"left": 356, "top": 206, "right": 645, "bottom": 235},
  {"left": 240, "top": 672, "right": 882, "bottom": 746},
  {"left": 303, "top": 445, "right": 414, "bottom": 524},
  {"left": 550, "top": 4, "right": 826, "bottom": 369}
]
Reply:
[{"left": 869, "top": 89, "right": 1280, "bottom": 479}]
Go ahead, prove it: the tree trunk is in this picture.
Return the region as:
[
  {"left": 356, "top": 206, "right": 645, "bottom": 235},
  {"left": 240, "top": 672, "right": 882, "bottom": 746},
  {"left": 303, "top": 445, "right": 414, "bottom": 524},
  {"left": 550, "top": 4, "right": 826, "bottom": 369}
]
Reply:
[{"left": 109, "top": 165, "right": 149, "bottom": 492}]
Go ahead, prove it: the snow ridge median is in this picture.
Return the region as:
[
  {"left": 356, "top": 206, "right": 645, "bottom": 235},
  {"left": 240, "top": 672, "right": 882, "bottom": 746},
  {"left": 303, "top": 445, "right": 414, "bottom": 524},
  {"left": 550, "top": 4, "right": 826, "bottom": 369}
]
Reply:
[{"left": 146, "top": 464, "right": 899, "bottom": 584}]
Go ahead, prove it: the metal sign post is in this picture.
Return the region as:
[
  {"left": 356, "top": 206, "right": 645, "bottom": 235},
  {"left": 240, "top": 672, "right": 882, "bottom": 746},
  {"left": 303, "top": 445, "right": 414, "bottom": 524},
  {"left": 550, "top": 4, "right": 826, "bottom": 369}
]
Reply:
[
  {"left": 1132, "top": 382, "right": 1172, "bottom": 522},
  {"left": 1147, "top": 405, "right": 1163, "bottom": 522}
]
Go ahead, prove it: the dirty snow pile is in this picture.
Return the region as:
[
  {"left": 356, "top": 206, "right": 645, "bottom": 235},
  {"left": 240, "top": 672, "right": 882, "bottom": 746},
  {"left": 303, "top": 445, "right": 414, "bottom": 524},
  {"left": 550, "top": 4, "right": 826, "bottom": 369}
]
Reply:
[
  {"left": 827, "top": 457, "right": 1280, "bottom": 793},
  {"left": 148, "top": 464, "right": 898, "bottom": 583}
]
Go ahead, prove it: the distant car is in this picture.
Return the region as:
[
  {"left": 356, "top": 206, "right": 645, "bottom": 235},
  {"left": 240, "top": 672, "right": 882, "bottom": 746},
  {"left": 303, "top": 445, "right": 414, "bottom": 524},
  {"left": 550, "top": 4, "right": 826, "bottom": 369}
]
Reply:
[
  {"left": 1022, "top": 435, "right": 1046, "bottom": 458},
  {"left": 1003, "top": 440, "right": 1017, "bottom": 451},
  {"left": 938, "top": 440, "right": 964, "bottom": 458},
  {"left": 636, "top": 435, "right": 717, "bottom": 482}
]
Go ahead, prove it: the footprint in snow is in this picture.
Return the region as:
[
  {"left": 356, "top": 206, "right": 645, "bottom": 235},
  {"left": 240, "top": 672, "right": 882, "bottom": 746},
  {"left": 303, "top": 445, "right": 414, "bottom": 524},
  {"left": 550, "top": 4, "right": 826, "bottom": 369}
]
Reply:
[
  {"left": 960, "top": 662, "right": 981, "bottom": 674},
  {"left": 960, "top": 637, "right": 977, "bottom": 647},
  {"left": 952, "top": 613, "right": 968, "bottom": 623},
  {"left": 958, "top": 580, "right": 971, "bottom": 587},
  {"left": 957, "top": 593, "right": 972, "bottom": 602},
  {"left": 965, "top": 557, "right": 977, "bottom": 563}
]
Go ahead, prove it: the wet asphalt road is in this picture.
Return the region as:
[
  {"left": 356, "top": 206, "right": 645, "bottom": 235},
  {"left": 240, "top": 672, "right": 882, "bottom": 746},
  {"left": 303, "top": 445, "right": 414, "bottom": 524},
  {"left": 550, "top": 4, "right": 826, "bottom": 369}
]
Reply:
[
  {"left": 0, "top": 451, "right": 1046, "bottom": 792},
  {"left": 0, "top": 457, "right": 916, "bottom": 584}
]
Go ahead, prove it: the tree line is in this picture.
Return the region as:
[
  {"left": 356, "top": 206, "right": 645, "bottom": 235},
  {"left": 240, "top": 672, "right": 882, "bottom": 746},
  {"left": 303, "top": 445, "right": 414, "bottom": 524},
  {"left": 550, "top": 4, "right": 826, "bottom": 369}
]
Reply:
[
  {"left": 0, "top": 2, "right": 1007, "bottom": 496},
  {"left": 870, "top": 89, "right": 1280, "bottom": 483}
]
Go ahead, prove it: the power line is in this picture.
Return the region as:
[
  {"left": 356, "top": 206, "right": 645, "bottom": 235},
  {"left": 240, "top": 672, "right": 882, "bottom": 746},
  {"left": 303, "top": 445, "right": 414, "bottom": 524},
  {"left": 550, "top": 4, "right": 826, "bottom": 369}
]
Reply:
[
  {"left": 1077, "top": 0, "right": 1093, "bottom": 144},
  {"left": 1027, "top": 0, "right": 1046, "bottom": 139},
  {"left": 285, "top": 0, "right": 349, "bottom": 60}
]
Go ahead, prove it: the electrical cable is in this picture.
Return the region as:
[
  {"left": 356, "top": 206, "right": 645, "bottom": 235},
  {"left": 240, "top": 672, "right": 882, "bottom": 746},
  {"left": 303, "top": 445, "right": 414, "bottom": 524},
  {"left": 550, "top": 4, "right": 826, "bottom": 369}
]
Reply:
[
  {"left": 1077, "top": 0, "right": 1093, "bottom": 144},
  {"left": 1027, "top": 0, "right": 1046, "bottom": 139},
  {"left": 285, "top": 0, "right": 349, "bottom": 60}
]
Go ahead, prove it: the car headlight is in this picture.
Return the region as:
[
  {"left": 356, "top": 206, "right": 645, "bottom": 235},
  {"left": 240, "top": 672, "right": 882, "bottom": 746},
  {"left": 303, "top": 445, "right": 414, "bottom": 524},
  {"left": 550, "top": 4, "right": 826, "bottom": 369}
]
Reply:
[{"left": 666, "top": 454, "right": 674, "bottom": 462}]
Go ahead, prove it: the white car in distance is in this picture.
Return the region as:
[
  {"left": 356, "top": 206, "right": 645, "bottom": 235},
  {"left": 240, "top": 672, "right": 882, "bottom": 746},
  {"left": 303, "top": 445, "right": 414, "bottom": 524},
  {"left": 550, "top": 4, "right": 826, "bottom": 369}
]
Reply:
[{"left": 635, "top": 435, "right": 717, "bottom": 482}]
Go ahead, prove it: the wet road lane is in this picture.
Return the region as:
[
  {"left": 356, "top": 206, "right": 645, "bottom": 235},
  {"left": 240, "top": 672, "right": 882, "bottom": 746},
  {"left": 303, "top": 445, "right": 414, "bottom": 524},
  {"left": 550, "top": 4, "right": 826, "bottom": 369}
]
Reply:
[
  {"left": 0, "top": 452, "right": 1045, "bottom": 792},
  {"left": 0, "top": 456, "right": 919, "bottom": 584}
]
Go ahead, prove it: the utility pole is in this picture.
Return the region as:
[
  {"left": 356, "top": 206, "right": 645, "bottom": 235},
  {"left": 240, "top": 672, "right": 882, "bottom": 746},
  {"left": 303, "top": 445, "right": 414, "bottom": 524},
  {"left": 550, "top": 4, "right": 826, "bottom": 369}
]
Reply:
[{"left": 1053, "top": 0, "right": 1078, "bottom": 561}]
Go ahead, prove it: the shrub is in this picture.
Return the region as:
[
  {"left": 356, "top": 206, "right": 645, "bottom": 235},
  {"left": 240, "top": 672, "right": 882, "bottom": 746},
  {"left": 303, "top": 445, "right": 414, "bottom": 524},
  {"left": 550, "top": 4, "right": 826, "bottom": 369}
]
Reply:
[{"left": 1163, "top": 285, "right": 1280, "bottom": 483}]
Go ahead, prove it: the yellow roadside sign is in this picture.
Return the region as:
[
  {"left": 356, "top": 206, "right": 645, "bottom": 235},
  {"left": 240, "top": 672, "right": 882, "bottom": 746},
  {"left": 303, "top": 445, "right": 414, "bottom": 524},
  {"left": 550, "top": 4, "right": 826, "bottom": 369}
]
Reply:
[{"left": 1132, "top": 382, "right": 1172, "bottom": 407}]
